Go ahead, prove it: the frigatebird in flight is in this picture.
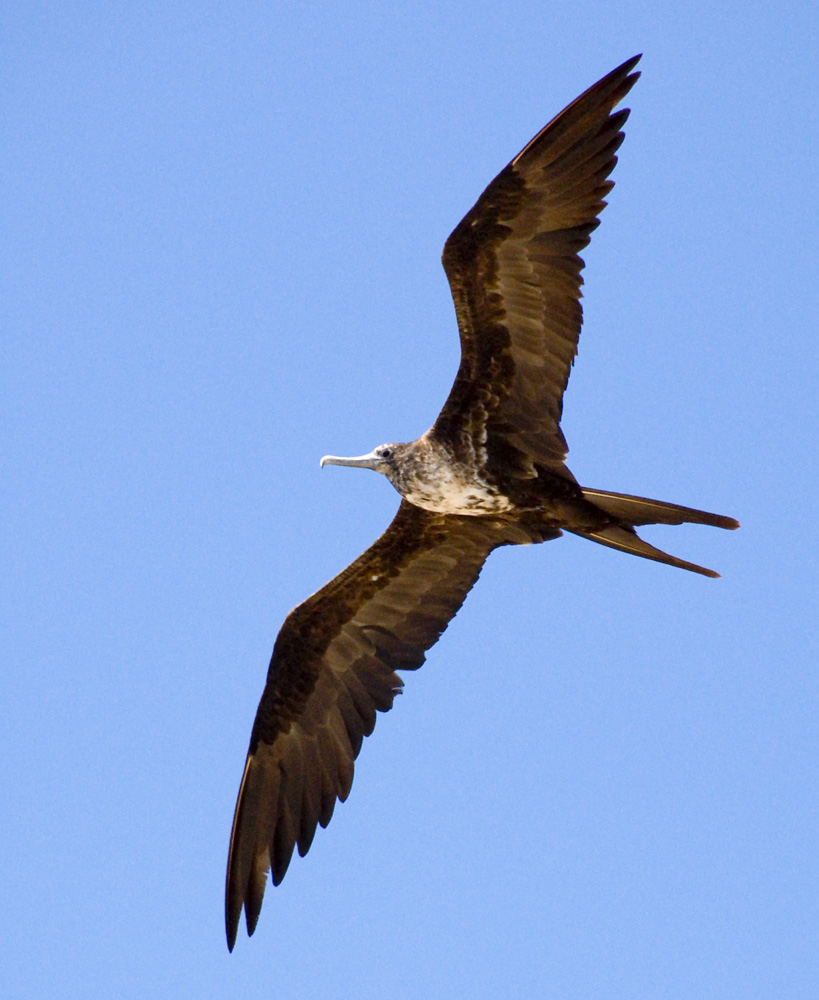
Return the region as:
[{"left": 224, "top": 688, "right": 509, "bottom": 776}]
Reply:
[{"left": 225, "top": 55, "right": 738, "bottom": 949}]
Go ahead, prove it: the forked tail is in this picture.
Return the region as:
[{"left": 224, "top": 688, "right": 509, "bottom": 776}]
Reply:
[{"left": 571, "top": 488, "right": 740, "bottom": 578}]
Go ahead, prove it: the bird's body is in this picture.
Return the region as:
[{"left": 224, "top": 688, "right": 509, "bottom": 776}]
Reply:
[{"left": 225, "top": 55, "right": 738, "bottom": 950}]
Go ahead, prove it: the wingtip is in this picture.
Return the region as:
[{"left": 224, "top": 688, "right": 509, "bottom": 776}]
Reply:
[
  {"left": 617, "top": 54, "right": 642, "bottom": 96},
  {"left": 226, "top": 886, "right": 243, "bottom": 951},
  {"left": 225, "top": 885, "right": 239, "bottom": 951},
  {"left": 225, "top": 755, "right": 255, "bottom": 953},
  {"left": 225, "top": 898, "right": 259, "bottom": 952},
  {"left": 612, "top": 53, "right": 642, "bottom": 82},
  {"left": 226, "top": 908, "right": 239, "bottom": 952}
]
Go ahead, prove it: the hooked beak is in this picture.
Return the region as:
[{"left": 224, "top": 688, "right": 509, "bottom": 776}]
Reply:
[{"left": 320, "top": 450, "right": 382, "bottom": 470}]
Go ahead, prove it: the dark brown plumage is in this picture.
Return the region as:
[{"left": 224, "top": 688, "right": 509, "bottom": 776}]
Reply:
[
  {"left": 225, "top": 55, "right": 738, "bottom": 950},
  {"left": 226, "top": 503, "right": 559, "bottom": 946},
  {"left": 435, "top": 62, "right": 635, "bottom": 470}
]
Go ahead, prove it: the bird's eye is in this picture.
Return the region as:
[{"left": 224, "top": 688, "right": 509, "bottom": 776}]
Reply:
[{"left": 379, "top": 447, "right": 393, "bottom": 460}]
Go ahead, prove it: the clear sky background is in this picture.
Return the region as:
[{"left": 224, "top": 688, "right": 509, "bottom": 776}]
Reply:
[{"left": 3, "top": 3, "right": 818, "bottom": 998}]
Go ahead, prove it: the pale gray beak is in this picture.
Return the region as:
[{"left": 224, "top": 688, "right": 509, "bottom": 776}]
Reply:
[{"left": 320, "top": 450, "right": 382, "bottom": 470}]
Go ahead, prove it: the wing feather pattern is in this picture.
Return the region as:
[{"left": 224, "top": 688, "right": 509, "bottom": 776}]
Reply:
[
  {"left": 226, "top": 500, "right": 558, "bottom": 948},
  {"left": 434, "top": 55, "right": 642, "bottom": 473}
]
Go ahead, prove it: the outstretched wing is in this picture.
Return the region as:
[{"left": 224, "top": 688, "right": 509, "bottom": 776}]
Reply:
[
  {"left": 226, "top": 501, "right": 557, "bottom": 949},
  {"left": 433, "top": 55, "right": 641, "bottom": 475}
]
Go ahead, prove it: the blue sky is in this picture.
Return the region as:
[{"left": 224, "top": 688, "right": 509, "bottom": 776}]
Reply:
[{"left": 3, "top": 3, "right": 818, "bottom": 998}]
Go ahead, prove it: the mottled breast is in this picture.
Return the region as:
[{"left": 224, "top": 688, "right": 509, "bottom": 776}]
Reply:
[
  {"left": 384, "top": 433, "right": 513, "bottom": 515},
  {"left": 401, "top": 466, "right": 514, "bottom": 515}
]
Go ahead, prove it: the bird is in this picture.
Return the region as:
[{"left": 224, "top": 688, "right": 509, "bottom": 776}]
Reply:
[{"left": 224, "top": 54, "right": 738, "bottom": 950}]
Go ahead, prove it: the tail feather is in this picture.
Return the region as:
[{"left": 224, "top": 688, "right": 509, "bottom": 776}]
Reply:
[
  {"left": 570, "top": 524, "right": 721, "bottom": 578},
  {"left": 571, "top": 488, "right": 739, "bottom": 577},
  {"left": 581, "top": 487, "right": 740, "bottom": 530}
]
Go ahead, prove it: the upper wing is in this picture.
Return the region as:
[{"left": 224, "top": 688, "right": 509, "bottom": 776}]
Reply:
[
  {"left": 433, "top": 56, "right": 641, "bottom": 474},
  {"left": 225, "top": 501, "right": 558, "bottom": 949}
]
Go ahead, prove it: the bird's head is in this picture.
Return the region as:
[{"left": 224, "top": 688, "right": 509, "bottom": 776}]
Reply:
[{"left": 320, "top": 442, "right": 409, "bottom": 486}]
